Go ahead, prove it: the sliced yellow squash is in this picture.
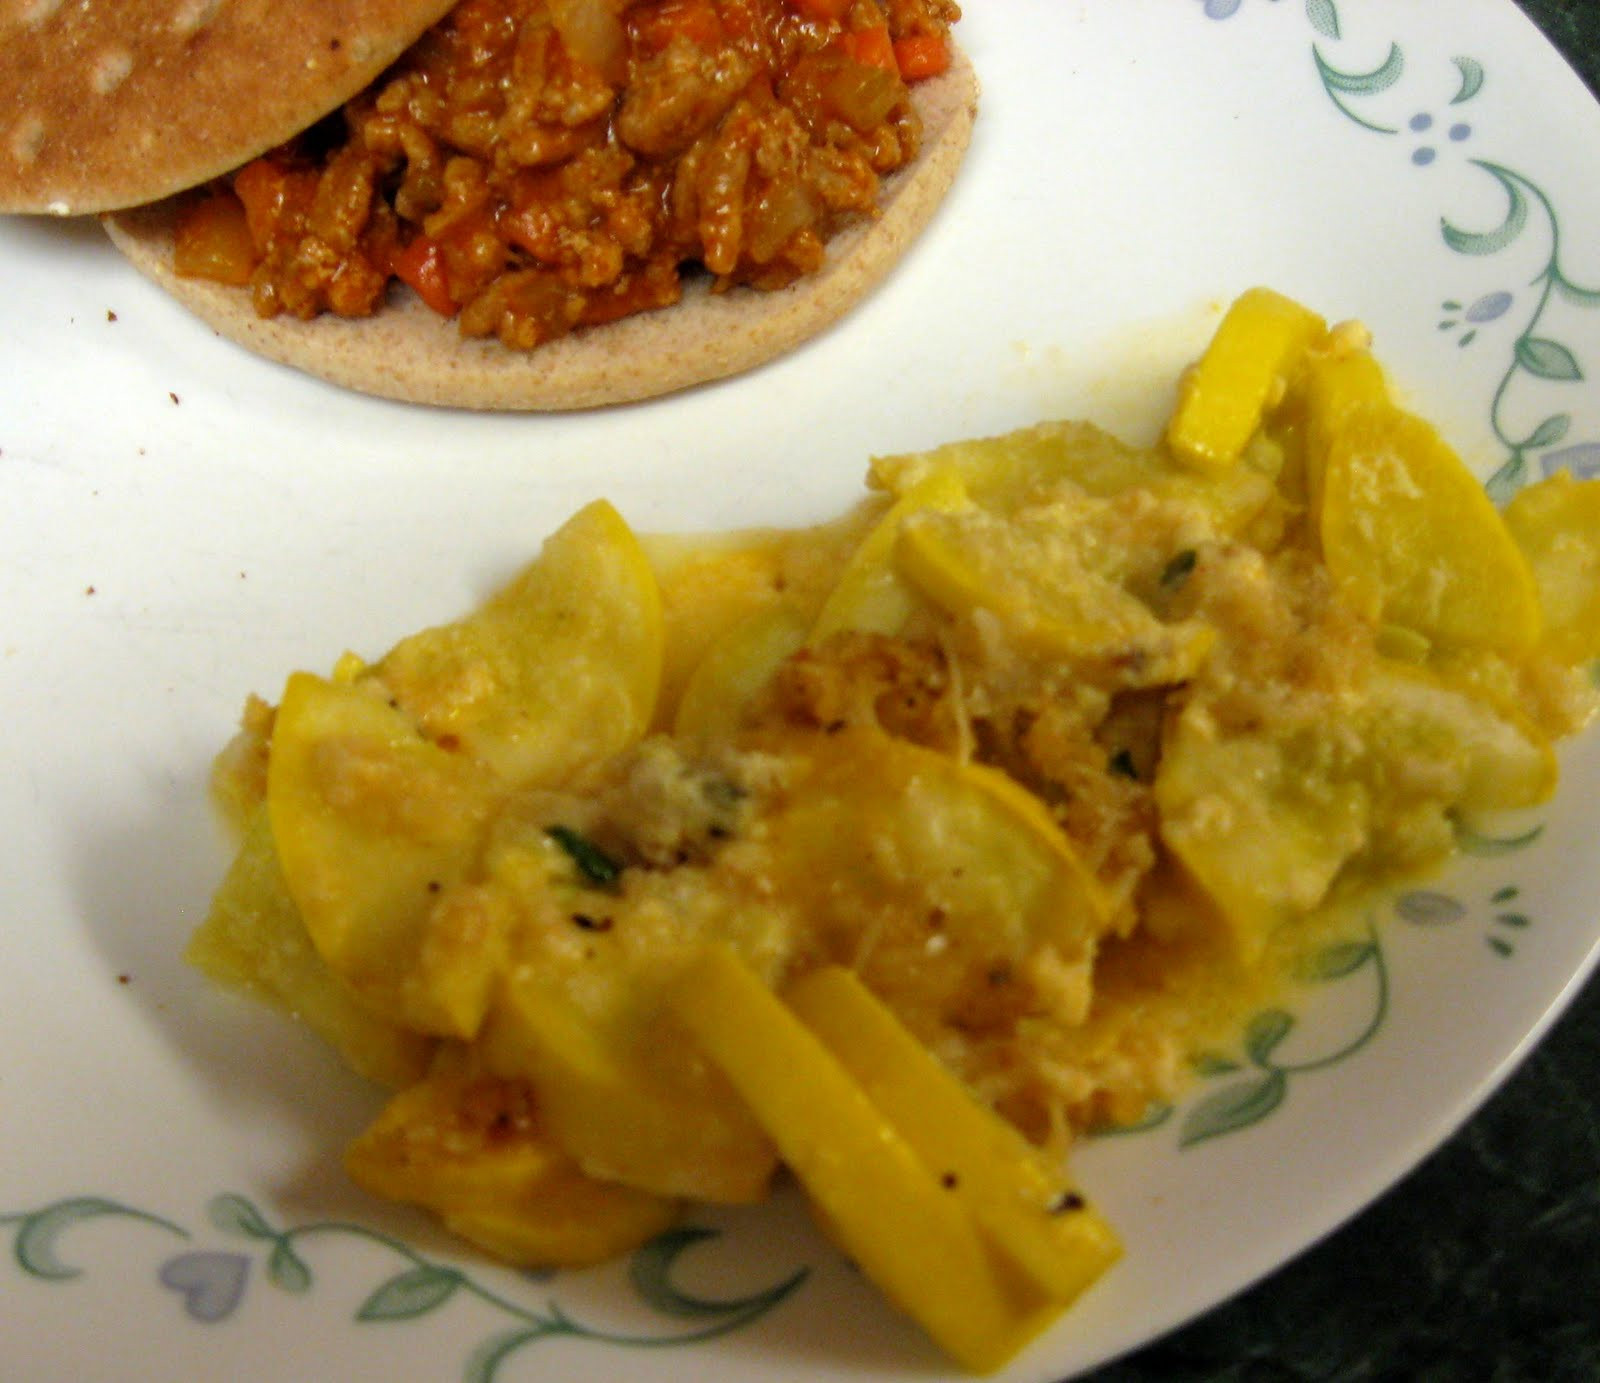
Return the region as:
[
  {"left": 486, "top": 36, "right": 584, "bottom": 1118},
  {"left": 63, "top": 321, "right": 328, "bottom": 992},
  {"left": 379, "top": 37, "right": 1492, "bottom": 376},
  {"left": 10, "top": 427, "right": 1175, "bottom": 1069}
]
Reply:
[
  {"left": 1503, "top": 469, "right": 1600, "bottom": 663},
  {"left": 668, "top": 945, "right": 1062, "bottom": 1374},
  {"left": 267, "top": 671, "right": 505, "bottom": 1037},
  {"left": 1154, "top": 709, "right": 1370, "bottom": 956},
  {"left": 672, "top": 604, "right": 809, "bottom": 746},
  {"left": 188, "top": 810, "right": 434, "bottom": 1089},
  {"left": 479, "top": 972, "right": 779, "bottom": 1205},
  {"left": 345, "top": 1068, "right": 679, "bottom": 1267},
  {"left": 896, "top": 505, "right": 1215, "bottom": 682},
  {"left": 761, "top": 729, "right": 1110, "bottom": 1024},
  {"left": 809, "top": 467, "right": 970, "bottom": 643},
  {"left": 1318, "top": 408, "right": 1542, "bottom": 652},
  {"left": 1167, "top": 288, "right": 1327, "bottom": 472},
  {"left": 871, "top": 419, "right": 1278, "bottom": 537},
  {"left": 1156, "top": 660, "right": 1557, "bottom": 954},
  {"left": 375, "top": 499, "right": 663, "bottom": 789},
  {"left": 1365, "top": 661, "right": 1558, "bottom": 812},
  {"left": 1300, "top": 343, "right": 1390, "bottom": 516},
  {"left": 786, "top": 966, "right": 1121, "bottom": 1307}
]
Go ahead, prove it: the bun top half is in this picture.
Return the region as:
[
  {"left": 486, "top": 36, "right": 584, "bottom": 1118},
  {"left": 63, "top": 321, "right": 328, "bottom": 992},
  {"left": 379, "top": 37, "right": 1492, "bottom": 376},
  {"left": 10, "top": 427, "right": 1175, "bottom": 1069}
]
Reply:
[{"left": 0, "top": 0, "right": 456, "bottom": 215}]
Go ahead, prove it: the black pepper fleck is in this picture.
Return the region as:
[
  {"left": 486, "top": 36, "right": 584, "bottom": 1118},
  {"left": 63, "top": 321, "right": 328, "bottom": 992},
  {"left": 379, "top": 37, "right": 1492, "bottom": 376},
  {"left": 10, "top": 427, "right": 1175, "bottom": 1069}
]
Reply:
[{"left": 1161, "top": 548, "right": 1198, "bottom": 587}]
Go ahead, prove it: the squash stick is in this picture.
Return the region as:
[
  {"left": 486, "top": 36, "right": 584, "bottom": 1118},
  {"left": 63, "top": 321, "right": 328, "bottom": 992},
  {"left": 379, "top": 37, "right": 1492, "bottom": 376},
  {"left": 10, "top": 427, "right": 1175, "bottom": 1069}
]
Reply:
[
  {"left": 787, "top": 966, "right": 1121, "bottom": 1307},
  {"left": 668, "top": 945, "right": 1063, "bottom": 1373},
  {"left": 1167, "top": 287, "right": 1325, "bottom": 472}
]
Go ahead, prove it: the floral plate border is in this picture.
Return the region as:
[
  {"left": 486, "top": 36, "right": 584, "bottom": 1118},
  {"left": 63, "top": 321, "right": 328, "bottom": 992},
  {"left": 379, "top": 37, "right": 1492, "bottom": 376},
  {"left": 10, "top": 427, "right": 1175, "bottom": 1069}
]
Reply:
[{"left": 6, "top": 3, "right": 1599, "bottom": 1378}]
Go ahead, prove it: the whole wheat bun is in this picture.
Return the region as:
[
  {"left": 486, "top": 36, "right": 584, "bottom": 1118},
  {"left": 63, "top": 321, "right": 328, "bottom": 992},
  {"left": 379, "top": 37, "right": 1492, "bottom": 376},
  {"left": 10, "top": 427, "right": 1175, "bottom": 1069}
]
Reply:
[
  {"left": 0, "top": 0, "right": 457, "bottom": 216},
  {"left": 103, "top": 45, "right": 978, "bottom": 411}
]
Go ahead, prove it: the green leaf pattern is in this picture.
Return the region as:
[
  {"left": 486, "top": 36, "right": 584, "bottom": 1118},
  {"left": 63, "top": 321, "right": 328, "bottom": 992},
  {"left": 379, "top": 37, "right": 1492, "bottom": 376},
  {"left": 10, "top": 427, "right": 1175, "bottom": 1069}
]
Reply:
[
  {"left": 358, "top": 1265, "right": 463, "bottom": 1321},
  {"left": 1164, "top": 818, "right": 1546, "bottom": 1149},
  {"left": 1244, "top": 1, "right": 1600, "bottom": 495},
  {"left": 1304, "top": 0, "right": 1339, "bottom": 42},
  {"left": 1, "top": 1192, "right": 807, "bottom": 1380},
  {"left": 4, "top": 6, "right": 1585, "bottom": 1366}
]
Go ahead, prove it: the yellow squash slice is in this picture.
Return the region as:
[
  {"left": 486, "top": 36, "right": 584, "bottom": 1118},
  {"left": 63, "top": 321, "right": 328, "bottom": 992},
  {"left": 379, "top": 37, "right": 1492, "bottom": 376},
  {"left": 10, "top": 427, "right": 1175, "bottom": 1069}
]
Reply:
[
  {"left": 786, "top": 966, "right": 1121, "bottom": 1306},
  {"left": 1317, "top": 409, "right": 1542, "bottom": 653},
  {"left": 188, "top": 810, "right": 434, "bottom": 1089},
  {"left": 1167, "top": 287, "right": 1327, "bottom": 472},
  {"left": 1154, "top": 709, "right": 1370, "bottom": 956},
  {"left": 896, "top": 504, "right": 1215, "bottom": 682},
  {"left": 1300, "top": 342, "right": 1390, "bottom": 515},
  {"left": 808, "top": 467, "right": 970, "bottom": 643},
  {"left": 480, "top": 972, "right": 780, "bottom": 1205},
  {"left": 375, "top": 499, "right": 664, "bottom": 789},
  {"left": 265, "top": 500, "right": 665, "bottom": 1036},
  {"left": 267, "top": 671, "right": 505, "bottom": 1037},
  {"left": 1503, "top": 470, "right": 1600, "bottom": 663},
  {"left": 1156, "top": 662, "right": 1557, "bottom": 954},
  {"left": 672, "top": 604, "right": 810, "bottom": 746},
  {"left": 761, "top": 729, "right": 1111, "bottom": 1024},
  {"left": 871, "top": 419, "right": 1279, "bottom": 539},
  {"left": 669, "top": 946, "right": 1062, "bottom": 1374},
  {"left": 345, "top": 1067, "right": 679, "bottom": 1267}
]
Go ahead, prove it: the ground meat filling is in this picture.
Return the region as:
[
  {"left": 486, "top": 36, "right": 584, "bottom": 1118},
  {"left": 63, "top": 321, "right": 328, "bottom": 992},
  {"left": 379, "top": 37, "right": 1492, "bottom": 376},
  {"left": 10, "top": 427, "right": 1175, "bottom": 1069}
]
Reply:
[{"left": 177, "top": 0, "right": 960, "bottom": 350}]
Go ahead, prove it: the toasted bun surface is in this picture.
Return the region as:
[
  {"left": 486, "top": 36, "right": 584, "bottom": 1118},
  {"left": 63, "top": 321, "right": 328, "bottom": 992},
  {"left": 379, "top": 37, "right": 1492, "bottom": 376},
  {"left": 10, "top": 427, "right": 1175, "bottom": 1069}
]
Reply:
[
  {"left": 0, "top": 0, "right": 456, "bottom": 216},
  {"left": 104, "top": 46, "right": 977, "bottom": 412}
]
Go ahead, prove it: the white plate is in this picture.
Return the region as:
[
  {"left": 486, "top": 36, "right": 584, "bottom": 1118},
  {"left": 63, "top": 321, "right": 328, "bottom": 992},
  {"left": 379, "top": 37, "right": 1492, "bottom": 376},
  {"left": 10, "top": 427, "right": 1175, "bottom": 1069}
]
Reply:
[{"left": 3, "top": 2, "right": 1599, "bottom": 1378}]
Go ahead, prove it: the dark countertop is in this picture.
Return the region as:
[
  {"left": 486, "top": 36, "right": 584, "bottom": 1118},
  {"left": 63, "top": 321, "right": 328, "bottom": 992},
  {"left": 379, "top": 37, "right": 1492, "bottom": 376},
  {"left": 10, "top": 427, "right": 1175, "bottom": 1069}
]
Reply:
[{"left": 1086, "top": 4, "right": 1600, "bottom": 1380}]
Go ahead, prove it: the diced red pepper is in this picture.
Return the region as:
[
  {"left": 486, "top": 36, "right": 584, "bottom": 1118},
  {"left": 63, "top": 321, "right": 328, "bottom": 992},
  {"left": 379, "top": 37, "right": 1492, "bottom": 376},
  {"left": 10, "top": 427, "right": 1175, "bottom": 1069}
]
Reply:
[
  {"left": 838, "top": 25, "right": 897, "bottom": 75},
  {"left": 791, "top": 0, "right": 851, "bottom": 20},
  {"left": 893, "top": 33, "right": 950, "bottom": 81},
  {"left": 390, "top": 236, "right": 458, "bottom": 317}
]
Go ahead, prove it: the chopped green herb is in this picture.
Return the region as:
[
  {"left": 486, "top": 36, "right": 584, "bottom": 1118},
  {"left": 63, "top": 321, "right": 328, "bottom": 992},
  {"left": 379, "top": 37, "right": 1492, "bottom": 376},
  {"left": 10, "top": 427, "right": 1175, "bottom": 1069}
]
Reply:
[
  {"left": 1160, "top": 549, "right": 1198, "bottom": 587},
  {"left": 701, "top": 776, "right": 748, "bottom": 810},
  {"left": 547, "top": 826, "right": 623, "bottom": 888}
]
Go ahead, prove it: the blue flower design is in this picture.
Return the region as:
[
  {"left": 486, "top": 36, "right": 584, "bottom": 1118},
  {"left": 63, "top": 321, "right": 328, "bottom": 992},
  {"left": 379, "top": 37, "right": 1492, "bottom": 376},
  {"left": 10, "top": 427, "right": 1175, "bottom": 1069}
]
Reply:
[
  {"left": 1198, "top": 0, "right": 1282, "bottom": 18},
  {"left": 1439, "top": 290, "right": 1514, "bottom": 348},
  {"left": 1541, "top": 444, "right": 1600, "bottom": 480},
  {"left": 159, "top": 1251, "right": 252, "bottom": 1322}
]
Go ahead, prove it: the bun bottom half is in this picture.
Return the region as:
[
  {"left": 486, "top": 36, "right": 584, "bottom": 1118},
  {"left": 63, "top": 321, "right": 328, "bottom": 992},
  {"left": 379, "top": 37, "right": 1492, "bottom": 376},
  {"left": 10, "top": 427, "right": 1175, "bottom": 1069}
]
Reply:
[{"left": 104, "top": 50, "right": 977, "bottom": 412}]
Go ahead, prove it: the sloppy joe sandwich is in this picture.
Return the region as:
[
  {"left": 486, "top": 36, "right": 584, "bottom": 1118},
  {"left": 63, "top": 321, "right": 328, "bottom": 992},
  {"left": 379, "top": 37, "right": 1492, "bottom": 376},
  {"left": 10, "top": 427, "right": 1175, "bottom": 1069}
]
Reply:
[{"left": 10, "top": 0, "right": 978, "bottom": 409}]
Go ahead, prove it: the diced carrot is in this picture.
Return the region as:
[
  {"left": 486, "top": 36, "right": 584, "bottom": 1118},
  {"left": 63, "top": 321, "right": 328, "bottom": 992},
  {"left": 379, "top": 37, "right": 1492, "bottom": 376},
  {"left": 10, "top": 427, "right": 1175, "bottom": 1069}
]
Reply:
[
  {"left": 838, "top": 25, "right": 897, "bottom": 74},
  {"left": 893, "top": 33, "right": 950, "bottom": 81},
  {"left": 631, "top": 0, "right": 724, "bottom": 52},
  {"left": 390, "top": 236, "right": 458, "bottom": 317}
]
